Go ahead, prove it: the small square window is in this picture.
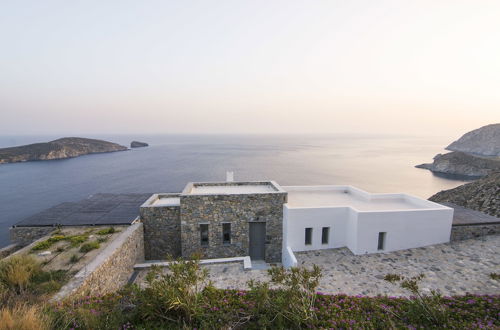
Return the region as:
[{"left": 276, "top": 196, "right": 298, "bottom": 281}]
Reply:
[
  {"left": 200, "top": 224, "right": 209, "bottom": 246},
  {"left": 222, "top": 223, "right": 231, "bottom": 244},
  {"left": 305, "top": 228, "right": 312, "bottom": 245},
  {"left": 321, "top": 227, "right": 329, "bottom": 244}
]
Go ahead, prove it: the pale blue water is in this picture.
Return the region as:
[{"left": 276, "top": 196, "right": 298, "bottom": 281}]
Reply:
[{"left": 0, "top": 134, "right": 468, "bottom": 248}]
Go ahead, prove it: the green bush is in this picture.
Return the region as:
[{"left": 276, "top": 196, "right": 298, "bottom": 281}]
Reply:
[
  {"left": 68, "top": 235, "right": 88, "bottom": 247},
  {"left": 31, "top": 235, "right": 66, "bottom": 251},
  {"left": 96, "top": 227, "right": 116, "bottom": 235},
  {"left": 79, "top": 241, "right": 100, "bottom": 253},
  {"left": 69, "top": 254, "right": 79, "bottom": 263}
]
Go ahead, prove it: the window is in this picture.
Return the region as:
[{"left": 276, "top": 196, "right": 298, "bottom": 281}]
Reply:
[
  {"left": 200, "top": 224, "right": 209, "bottom": 246},
  {"left": 321, "top": 227, "right": 330, "bottom": 244},
  {"left": 377, "top": 232, "right": 386, "bottom": 250},
  {"left": 305, "top": 228, "right": 312, "bottom": 245},
  {"left": 222, "top": 223, "right": 231, "bottom": 244}
]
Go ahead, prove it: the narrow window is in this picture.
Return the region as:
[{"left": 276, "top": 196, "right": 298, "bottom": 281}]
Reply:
[
  {"left": 200, "top": 224, "right": 209, "bottom": 246},
  {"left": 377, "top": 232, "right": 386, "bottom": 250},
  {"left": 305, "top": 228, "right": 312, "bottom": 245},
  {"left": 222, "top": 223, "right": 231, "bottom": 244},
  {"left": 321, "top": 227, "right": 330, "bottom": 244}
]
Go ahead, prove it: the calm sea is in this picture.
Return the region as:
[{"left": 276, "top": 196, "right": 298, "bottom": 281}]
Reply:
[{"left": 0, "top": 134, "right": 468, "bottom": 248}]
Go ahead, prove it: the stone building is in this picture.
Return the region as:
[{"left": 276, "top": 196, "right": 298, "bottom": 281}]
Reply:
[{"left": 140, "top": 181, "right": 287, "bottom": 262}]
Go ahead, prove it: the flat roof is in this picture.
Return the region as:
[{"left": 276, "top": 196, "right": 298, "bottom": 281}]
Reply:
[
  {"left": 151, "top": 196, "right": 180, "bottom": 207},
  {"left": 14, "top": 193, "right": 152, "bottom": 227},
  {"left": 284, "top": 188, "right": 427, "bottom": 211},
  {"left": 190, "top": 185, "right": 277, "bottom": 195},
  {"left": 184, "top": 181, "right": 283, "bottom": 195}
]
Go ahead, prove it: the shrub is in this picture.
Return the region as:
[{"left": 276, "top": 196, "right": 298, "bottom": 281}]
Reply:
[
  {"left": 247, "top": 265, "right": 322, "bottom": 327},
  {"left": 68, "top": 235, "right": 88, "bottom": 247},
  {"left": 31, "top": 236, "right": 67, "bottom": 251},
  {"left": 490, "top": 273, "right": 500, "bottom": 280},
  {"left": 96, "top": 227, "right": 116, "bottom": 235},
  {"left": 69, "top": 254, "right": 79, "bottom": 263},
  {"left": 0, "top": 256, "right": 41, "bottom": 293},
  {"left": 384, "top": 273, "right": 450, "bottom": 327},
  {"left": 79, "top": 241, "right": 100, "bottom": 253},
  {"left": 0, "top": 303, "right": 52, "bottom": 330},
  {"left": 134, "top": 254, "right": 212, "bottom": 325}
]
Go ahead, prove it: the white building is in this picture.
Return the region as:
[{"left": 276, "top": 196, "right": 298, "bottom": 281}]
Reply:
[{"left": 282, "top": 185, "right": 453, "bottom": 267}]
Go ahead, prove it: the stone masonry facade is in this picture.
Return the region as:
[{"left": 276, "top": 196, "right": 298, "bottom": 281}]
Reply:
[
  {"left": 451, "top": 223, "right": 500, "bottom": 241},
  {"left": 180, "top": 192, "right": 286, "bottom": 262},
  {"left": 141, "top": 182, "right": 287, "bottom": 263},
  {"left": 140, "top": 194, "right": 181, "bottom": 259}
]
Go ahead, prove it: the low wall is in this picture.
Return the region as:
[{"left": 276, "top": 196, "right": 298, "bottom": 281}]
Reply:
[
  {"left": 10, "top": 226, "right": 55, "bottom": 246},
  {"left": 451, "top": 224, "right": 500, "bottom": 241},
  {"left": 52, "top": 223, "right": 144, "bottom": 301}
]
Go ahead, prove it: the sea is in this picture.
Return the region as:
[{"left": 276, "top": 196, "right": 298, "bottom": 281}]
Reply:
[{"left": 0, "top": 134, "right": 469, "bottom": 248}]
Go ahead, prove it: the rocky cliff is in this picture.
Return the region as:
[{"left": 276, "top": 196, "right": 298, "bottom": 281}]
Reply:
[
  {"left": 416, "top": 151, "right": 500, "bottom": 178},
  {"left": 0, "top": 137, "right": 127, "bottom": 164},
  {"left": 416, "top": 124, "right": 500, "bottom": 178},
  {"left": 446, "top": 123, "right": 500, "bottom": 157},
  {"left": 429, "top": 172, "right": 500, "bottom": 217}
]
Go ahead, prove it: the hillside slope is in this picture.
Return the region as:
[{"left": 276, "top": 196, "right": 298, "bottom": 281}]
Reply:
[{"left": 429, "top": 172, "right": 500, "bottom": 217}]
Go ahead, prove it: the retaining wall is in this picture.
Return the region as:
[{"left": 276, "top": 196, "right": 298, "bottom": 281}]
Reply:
[
  {"left": 52, "top": 223, "right": 144, "bottom": 301},
  {"left": 10, "top": 226, "right": 55, "bottom": 246},
  {"left": 451, "top": 224, "right": 500, "bottom": 241}
]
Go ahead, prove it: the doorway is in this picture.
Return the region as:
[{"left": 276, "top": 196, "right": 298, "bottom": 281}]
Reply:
[{"left": 249, "top": 222, "right": 266, "bottom": 260}]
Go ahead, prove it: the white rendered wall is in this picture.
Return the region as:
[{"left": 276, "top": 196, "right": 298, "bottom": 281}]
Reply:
[
  {"left": 284, "top": 206, "right": 349, "bottom": 252},
  {"left": 353, "top": 209, "right": 453, "bottom": 254}
]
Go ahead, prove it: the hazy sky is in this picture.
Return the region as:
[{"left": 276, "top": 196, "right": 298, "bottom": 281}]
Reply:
[{"left": 0, "top": 1, "right": 499, "bottom": 137}]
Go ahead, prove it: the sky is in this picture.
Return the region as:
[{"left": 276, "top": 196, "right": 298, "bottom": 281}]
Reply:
[{"left": 0, "top": 0, "right": 499, "bottom": 137}]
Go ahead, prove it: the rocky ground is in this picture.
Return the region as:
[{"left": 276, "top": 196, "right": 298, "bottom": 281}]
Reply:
[
  {"left": 176, "top": 235, "right": 500, "bottom": 297},
  {"left": 430, "top": 171, "right": 499, "bottom": 217}
]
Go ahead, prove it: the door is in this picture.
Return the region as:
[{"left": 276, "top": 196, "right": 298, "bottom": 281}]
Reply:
[{"left": 249, "top": 222, "right": 266, "bottom": 260}]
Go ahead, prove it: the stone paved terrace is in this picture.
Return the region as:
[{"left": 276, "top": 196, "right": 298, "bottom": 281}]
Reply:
[{"left": 140, "top": 235, "right": 500, "bottom": 297}]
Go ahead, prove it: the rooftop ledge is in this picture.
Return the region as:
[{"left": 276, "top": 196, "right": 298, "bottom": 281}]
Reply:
[{"left": 181, "top": 181, "right": 286, "bottom": 195}]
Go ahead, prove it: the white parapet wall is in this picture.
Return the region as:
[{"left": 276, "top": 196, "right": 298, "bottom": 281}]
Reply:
[{"left": 281, "top": 185, "right": 453, "bottom": 262}]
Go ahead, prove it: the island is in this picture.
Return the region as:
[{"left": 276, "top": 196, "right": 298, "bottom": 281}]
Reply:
[
  {"left": 416, "top": 123, "right": 500, "bottom": 178},
  {"left": 0, "top": 137, "right": 128, "bottom": 164},
  {"left": 131, "top": 141, "right": 149, "bottom": 148}
]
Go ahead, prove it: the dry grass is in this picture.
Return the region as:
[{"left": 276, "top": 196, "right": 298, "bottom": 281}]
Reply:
[
  {"left": 0, "top": 255, "right": 40, "bottom": 293},
  {"left": 0, "top": 303, "right": 51, "bottom": 330}
]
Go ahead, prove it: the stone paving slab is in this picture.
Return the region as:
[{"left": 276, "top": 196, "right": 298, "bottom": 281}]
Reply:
[{"left": 201, "top": 235, "right": 500, "bottom": 297}]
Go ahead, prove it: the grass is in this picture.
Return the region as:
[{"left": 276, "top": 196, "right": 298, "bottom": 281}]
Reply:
[
  {"left": 0, "top": 303, "right": 51, "bottom": 330},
  {"left": 79, "top": 241, "right": 100, "bottom": 253},
  {"left": 0, "top": 255, "right": 40, "bottom": 293}
]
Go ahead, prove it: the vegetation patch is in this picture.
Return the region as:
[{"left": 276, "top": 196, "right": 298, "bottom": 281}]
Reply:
[
  {"left": 69, "top": 254, "right": 80, "bottom": 264},
  {"left": 490, "top": 273, "right": 500, "bottom": 281},
  {"left": 79, "top": 241, "right": 100, "bottom": 253},
  {"left": 96, "top": 227, "right": 116, "bottom": 235}
]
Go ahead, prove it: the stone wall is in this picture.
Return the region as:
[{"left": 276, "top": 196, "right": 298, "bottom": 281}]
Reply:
[
  {"left": 52, "top": 223, "right": 144, "bottom": 301},
  {"left": 140, "top": 194, "right": 181, "bottom": 260},
  {"left": 451, "top": 224, "right": 500, "bottom": 241},
  {"left": 10, "top": 226, "right": 55, "bottom": 246},
  {"left": 180, "top": 191, "right": 287, "bottom": 262}
]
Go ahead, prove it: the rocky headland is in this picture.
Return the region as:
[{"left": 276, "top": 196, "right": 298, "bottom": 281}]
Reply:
[
  {"left": 416, "top": 123, "right": 500, "bottom": 178},
  {"left": 131, "top": 141, "right": 149, "bottom": 148},
  {"left": 0, "top": 137, "right": 127, "bottom": 164},
  {"left": 429, "top": 171, "right": 499, "bottom": 217}
]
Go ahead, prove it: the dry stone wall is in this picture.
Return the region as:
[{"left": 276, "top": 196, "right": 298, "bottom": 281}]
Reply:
[
  {"left": 140, "top": 195, "right": 181, "bottom": 260},
  {"left": 180, "top": 191, "right": 286, "bottom": 262},
  {"left": 52, "top": 223, "right": 144, "bottom": 301},
  {"left": 10, "top": 226, "right": 55, "bottom": 246},
  {"left": 451, "top": 224, "right": 500, "bottom": 241}
]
